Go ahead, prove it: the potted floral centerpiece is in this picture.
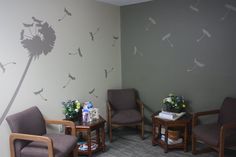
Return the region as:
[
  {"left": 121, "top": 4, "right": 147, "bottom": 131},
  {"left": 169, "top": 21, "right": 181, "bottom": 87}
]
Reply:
[
  {"left": 62, "top": 100, "right": 82, "bottom": 121},
  {"left": 162, "top": 94, "right": 187, "bottom": 113}
]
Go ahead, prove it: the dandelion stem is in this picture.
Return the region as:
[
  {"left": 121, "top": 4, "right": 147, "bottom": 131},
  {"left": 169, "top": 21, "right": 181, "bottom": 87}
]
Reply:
[{"left": 0, "top": 56, "right": 33, "bottom": 125}]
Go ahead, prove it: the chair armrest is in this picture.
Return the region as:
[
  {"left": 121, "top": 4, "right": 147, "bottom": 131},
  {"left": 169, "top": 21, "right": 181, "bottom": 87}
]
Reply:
[
  {"left": 9, "top": 133, "right": 54, "bottom": 157},
  {"left": 45, "top": 119, "right": 76, "bottom": 136},
  {"left": 107, "top": 101, "right": 112, "bottom": 123},
  {"left": 192, "top": 109, "right": 220, "bottom": 127},
  {"left": 222, "top": 123, "right": 236, "bottom": 129},
  {"left": 221, "top": 123, "right": 236, "bottom": 133},
  {"left": 107, "top": 101, "right": 112, "bottom": 113},
  {"left": 136, "top": 99, "right": 144, "bottom": 118},
  {"left": 220, "top": 123, "right": 236, "bottom": 147}
]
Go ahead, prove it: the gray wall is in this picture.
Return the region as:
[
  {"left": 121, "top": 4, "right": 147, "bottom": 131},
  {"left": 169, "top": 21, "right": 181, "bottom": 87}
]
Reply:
[{"left": 121, "top": 0, "right": 236, "bottom": 122}]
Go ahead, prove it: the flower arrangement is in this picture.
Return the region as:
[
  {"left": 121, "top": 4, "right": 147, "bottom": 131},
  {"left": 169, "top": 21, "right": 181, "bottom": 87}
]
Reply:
[
  {"left": 62, "top": 100, "right": 82, "bottom": 120},
  {"left": 162, "top": 94, "right": 187, "bottom": 113}
]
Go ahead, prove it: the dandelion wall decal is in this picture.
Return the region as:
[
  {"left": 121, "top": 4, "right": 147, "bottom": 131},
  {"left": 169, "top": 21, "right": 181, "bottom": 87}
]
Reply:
[
  {"left": 58, "top": 8, "right": 72, "bottom": 22},
  {"left": 112, "top": 36, "right": 119, "bottom": 47},
  {"left": 62, "top": 73, "right": 76, "bottom": 88},
  {"left": 162, "top": 33, "right": 174, "bottom": 47},
  {"left": 32, "top": 16, "right": 43, "bottom": 24},
  {"left": 187, "top": 58, "right": 205, "bottom": 72},
  {"left": 105, "top": 67, "right": 114, "bottom": 79},
  {"left": 89, "top": 88, "right": 98, "bottom": 98},
  {"left": 221, "top": 4, "right": 236, "bottom": 21},
  {"left": 145, "top": 17, "right": 157, "bottom": 31},
  {"left": 20, "top": 30, "right": 25, "bottom": 40},
  {"left": 89, "top": 27, "right": 100, "bottom": 41},
  {"left": 68, "top": 47, "right": 83, "bottom": 57},
  {"left": 0, "top": 62, "right": 16, "bottom": 73},
  {"left": 133, "top": 46, "right": 143, "bottom": 56},
  {"left": 0, "top": 17, "right": 56, "bottom": 125},
  {"left": 189, "top": 0, "right": 200, "bottom": 12},
  {"left": 33, "top": 88, "right": 47, "bottom": 101},
  {"left": 23, "top": 23, "right": 34, "bottom": 36},
  {"left": 196, "top": 28, "right": 211, "bottom": 42}
]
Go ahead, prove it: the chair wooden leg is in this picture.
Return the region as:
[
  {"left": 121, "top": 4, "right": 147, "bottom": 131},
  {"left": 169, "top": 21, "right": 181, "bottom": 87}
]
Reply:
[
  {"left": 219, "top": 143, "right": 224, "bottom": 157},
  {"left": 141, "top": 121, "right": 144, "bottom": 140},
  {"left": 109, "top": 124, "right": 112, "bottom": 143},
  {"left": 73, "top": 145, "right": 78, "bottom": 157},
  {"left": 192, "top": 133, "right": 196, "bottom": 154}
]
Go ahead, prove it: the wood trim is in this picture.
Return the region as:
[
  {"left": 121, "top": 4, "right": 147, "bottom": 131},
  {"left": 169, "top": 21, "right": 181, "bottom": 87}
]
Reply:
[
  {"left": 107, "top": 101, "right": 112, "bottom": 142},
  {"left": 192, "top": 109, "right": 220, "bottom": 127},
  {"left": 192, "top": 111, "right": 236, "bottom": 157},
  {"left": 219, "top": 122, "right": 236, "bottom": 157},
  {"left": 137, "top": 99, "right": 144, "bottom": 139},
  {"left": 107, "top": 100, "right": 144, "bottom": 142},
  {"left": 9, "top": 133, "right": 54, "bottom": 157},
  {"left": 45, "top": 119, "right": 76, "bottom": 136}
]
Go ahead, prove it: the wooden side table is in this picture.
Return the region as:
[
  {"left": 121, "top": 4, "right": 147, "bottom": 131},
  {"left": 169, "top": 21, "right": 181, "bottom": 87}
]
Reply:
[
  {"left": 66, "top": 116, "right": 106, "bottom": 157},
  {"left": 152, "top": 111, "right": 192, "bottom": 153}
]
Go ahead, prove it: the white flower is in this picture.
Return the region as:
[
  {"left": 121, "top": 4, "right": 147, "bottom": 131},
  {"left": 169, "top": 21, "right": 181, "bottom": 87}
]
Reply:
[
  {"left": 75, "top": 109, "right": 78, "bottom": 112},
  {"left": 166, "top": 97, "right": 172, "bottom": 103}
]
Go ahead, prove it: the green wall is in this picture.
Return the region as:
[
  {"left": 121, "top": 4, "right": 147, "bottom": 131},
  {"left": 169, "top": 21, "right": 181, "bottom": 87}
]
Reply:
[{"left": 121, "top": 0, "right": 236, "bottom": 122}]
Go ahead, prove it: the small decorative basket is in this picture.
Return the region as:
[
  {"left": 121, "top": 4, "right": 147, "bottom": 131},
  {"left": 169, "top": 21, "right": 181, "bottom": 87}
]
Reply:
[{"left": 167, "top": 129, "right": 180, "bottom": 140}]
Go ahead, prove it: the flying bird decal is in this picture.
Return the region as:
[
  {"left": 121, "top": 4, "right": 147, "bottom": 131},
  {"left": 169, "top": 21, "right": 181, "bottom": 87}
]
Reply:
[
  {"left": 89, "top": 27, "right": 100, "bottom": 41},
  {"left": 187, "top": 58, "right": 205, "bottom": 72},
  {"left": 89, "top": 88, "right": 98, "bottom": 98},
  {"left": 145, "top": 17, "right": 157, "bottom": 31},
  {"left": 221, "top": 4, "right": 236, "bottom": 21},
  {"left": 189, "top": 0, "right": 200, "bottom": 12},
  {"left": 68, "top": 47, "right": 83, "bottom": 57},
  {"left": 196, "top": 29, "right": 211, "bottom": 42},
  {"left": 112, "top": 36, "right": 119, "bottom": 47},
  {"left": 105, "top": 67, "right": 114, "bottom": 79},
  {"left": 58, "top": 7, "right": 72, "bottom": 22},
  {"left": 33, "top": 88, "right": 47, "bottom": 101},
  {"left": 63, "top": 73, "right": 76, "bottom": 88},
  {"left": 0, "top": 62, "right": 16, "bottom": 73},
  {"left": 162, "top": 33, "right": 174, "bottom": 47}
]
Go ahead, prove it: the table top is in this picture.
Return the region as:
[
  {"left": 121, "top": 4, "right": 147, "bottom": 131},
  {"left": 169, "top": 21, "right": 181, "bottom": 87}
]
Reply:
[
  {"left": 74, "top": 116, "right": 106, "bottom": 129},
  {"left": 152, "top": 111, "right": 192, "bottom": 124}
]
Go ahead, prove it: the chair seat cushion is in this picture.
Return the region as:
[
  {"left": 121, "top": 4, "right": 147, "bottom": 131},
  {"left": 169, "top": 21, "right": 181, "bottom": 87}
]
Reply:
[
  {"left": 193, "top": 123, "right": 220, "bottom": 146},
  {"left": 21, "top": 133, "right": 77, "bottom": 157},
  {"left": 193, "top": 123, "right": 236, "bottom": 147},
  {"left": 112, "top": 109, "right": 142, "bottom": 124}
]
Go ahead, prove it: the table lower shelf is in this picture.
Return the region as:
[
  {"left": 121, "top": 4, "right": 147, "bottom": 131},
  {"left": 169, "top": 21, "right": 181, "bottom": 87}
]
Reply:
[
  {"left": 77, "top": 141, "right": 105, "bottom": 155},
  {"left": 153, "top": 138, "right": 186, "bottom": 152}
]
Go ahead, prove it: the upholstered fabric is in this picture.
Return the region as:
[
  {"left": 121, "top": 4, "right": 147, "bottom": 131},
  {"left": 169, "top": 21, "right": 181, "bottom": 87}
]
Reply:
[
  {"left": 6, "top": 106, "right": 77, "bottom": 157},
  {"left": 108, "top": 89, "right": 136, "bottom": 110},
  {"left": 107, "top": 88, "right": 144, "bottom": 142},
  {"left": 218, "top": 97, "right": 236, "bottom": 125},
  {"left": 21, "top": 133, "right": 77, "bottom": 157},
  {"left": 192, "top": 97, "right": 236, "bottom": 157},
  {"left": 193, "top": 123, "right": 236, "bottom": 147},
  {"left": 193, "top": 123, "right": 220, "bottom": 146},
  {"left": 111, "top": 109, "right": 142, "bottom": 124},
  {"left": 6, "top": 106, "right": 46, "bottom": 157}
]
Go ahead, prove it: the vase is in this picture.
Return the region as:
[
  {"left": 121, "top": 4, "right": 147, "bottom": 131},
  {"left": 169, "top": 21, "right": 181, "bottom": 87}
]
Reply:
[
  {"left": 162, "top": 104, "right": 182, "bottom": 113},
  {"left": 170, "top": 108, "right": 182, "bottom": 113}
]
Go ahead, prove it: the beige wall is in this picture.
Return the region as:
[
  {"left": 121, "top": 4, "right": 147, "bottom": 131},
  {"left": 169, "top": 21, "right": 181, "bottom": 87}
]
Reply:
[{"left": 0, "top": 0, "right": 121, "bottom": 156}]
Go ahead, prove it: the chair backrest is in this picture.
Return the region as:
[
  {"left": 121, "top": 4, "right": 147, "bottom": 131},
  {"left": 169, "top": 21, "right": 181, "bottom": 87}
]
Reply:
[
  {"left": 6, "top": 106, "right": 46, "bottom": 157},
  {"left": 218, "top": 97, "right": 236, "bottom": 125},
  {"left": 107, "top": 88, "right": 137, "bottom": 110}
]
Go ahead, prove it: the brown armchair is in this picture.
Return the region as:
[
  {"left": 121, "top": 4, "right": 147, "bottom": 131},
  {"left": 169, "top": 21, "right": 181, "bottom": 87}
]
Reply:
[
  {"left": 192, "top": 97, "right": 236, "bottom": 157},
  {"left": 6, "top": 106, "right": 78, "bottom": 157},
  {"left": 107, "top": 88, "right": 144, "bottom": 142}
]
